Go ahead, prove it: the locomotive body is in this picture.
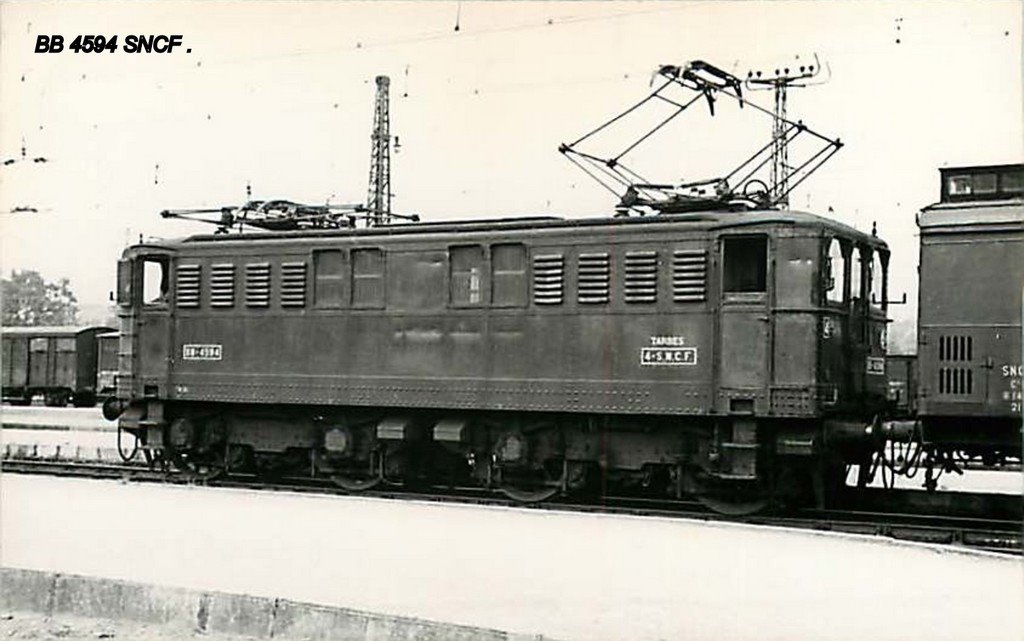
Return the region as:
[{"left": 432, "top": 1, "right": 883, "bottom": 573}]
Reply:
[
  {"left": 917, "top": 164, "right": 1024, "bottom": 457},
  {"left": 113, "top": 209, "right": 888, "bottom": 506}
]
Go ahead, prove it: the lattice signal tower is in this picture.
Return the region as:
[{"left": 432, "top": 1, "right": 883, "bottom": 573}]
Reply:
[
  {"left": 367, "top": 75, "right": 392, "bottom": 225},
  {"left": 745, "top": 56, "right": 828, "bottom": 207}
]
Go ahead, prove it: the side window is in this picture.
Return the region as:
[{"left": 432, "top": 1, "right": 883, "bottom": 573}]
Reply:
[
  {"left": 870, "top": 250, "right": 887, "bottom": 309},
  {"left": 352, "top": 248, "right": 385, "bottom": 308},
  {"left": 492, "top": 243, "right": 527, "bottom": 307},
  {"left": 30, "top": 337, "right": 48, "bottom": 353},
  {"left": 849, "top": 248, "right": 863, "bottom": 301},
  {"left": 141, "top": 258, "right": 169, "bottom": 306},
  {"left": 116, "top": 259, "right": 131, "bottom": 306},
  {"left": 1002, "top": 169, "right": 1024, "bottom": 195},
  {"left": 313, "top": 249, "right": 347, "bottom": 309},
  {"left": 450, "top": 245, "right": 485, "bottom": 306},
  {"left": 722, "top": 236, "right": 767, "bottom": 295},
  {"left": 56, "top": 338, "right": 76, "bottom": 352},
  {"left": 825, "top": 238, "right": 845, "bottom": 304}
]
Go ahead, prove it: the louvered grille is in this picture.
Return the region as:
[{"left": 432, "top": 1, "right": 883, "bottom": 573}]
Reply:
[
  {"left": 209, "top": 264, "right": 235, "bottom": 308},
  {"left": 175, "top": 264, "right": 200, "bottom": 308},
  {"left": 672, "top": 249, "right": 707, "bottom": 302},
  {"left": 577, "top": 252, "right": 609, "bottom": 304},
  {"left": 245, "top": 263, "right": 270, "bottom": 308},
  {"left": 939, "top": 334, "right": 972, "bottom": 362},
  {"left": 937, "top": 334, "right": 974, "bottom": 396},
  {"left": 532, "top": 254, "right": 564, "bottom": 305},
  {"left": 624, "top": 250, "right": 658, "bottom": 303},
  {"left": 939, "top": 367, "right": 973, "bottom": 395},
  {"left": 280, "top": 261, "right": 307, "bottom": 307}
]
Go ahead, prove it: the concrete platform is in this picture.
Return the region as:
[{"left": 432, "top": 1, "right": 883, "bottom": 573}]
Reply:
[
  {"left": 0, "top": 567, "right": 537, "bottom": 640},
  {"left": 1, "top": 474, "right": 1021, "bottom": 641},
  {"left": 1, "top": 407, "right": 110, "bottom": 432}
]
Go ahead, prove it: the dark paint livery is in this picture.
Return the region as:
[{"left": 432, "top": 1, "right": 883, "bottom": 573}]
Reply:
[{"left": 113, "top": 209, "right": 890, "bottom": 504}]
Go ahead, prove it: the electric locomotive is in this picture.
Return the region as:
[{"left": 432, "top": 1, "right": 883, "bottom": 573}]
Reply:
[
  {"left": 108, "top": 206, "right": 889, "bottom": 512},
  {"left": 106, "top": 60, "right": 896, "bottom": 513}
]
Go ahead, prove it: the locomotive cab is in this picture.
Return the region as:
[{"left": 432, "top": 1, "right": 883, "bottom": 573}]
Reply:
[
  {"left": 821, "top": 236, "right": 889, "bottom": 414},
  {"left": 110, "top": 247, "right": 175, "bottom": 425}
]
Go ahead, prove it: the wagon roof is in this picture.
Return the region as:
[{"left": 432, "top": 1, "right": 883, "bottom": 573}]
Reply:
[
  {"left": 174, "top": 208, "right": 887, "bottom": 249},
  {"left": 919, "top": 198, "right": 1024, "bottom": 230},
  {"left": 0, "top": 325, "right": 114, "bottom": 337}
]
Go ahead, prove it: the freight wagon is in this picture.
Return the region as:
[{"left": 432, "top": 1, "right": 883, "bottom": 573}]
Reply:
[
  {"left": 916, "top": 163, "right": 1023, "bottom": 460},
  {"left": 1, "top": 325, "right": 115, "bottom": 406}
]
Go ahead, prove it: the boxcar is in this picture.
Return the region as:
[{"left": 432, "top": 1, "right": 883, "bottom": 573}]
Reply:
[
  {"left": 112, "top": 208, "right": 890, "bottom": 509},
  {"left": 917, "top": 163, "right": 1023, "bottom": 459},
  {"left": 1, "top": 325, "right": 115, "bottom": 406}
]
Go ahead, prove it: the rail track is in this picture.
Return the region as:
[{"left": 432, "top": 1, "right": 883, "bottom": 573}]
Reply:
[{"left": 2, "top": 454, "right": 1020, "bottom": 556}]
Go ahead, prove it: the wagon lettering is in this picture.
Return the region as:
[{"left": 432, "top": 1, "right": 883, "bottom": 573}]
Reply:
[
  {"left": 640, "top": 347, "right": 697, "bottom": 366},
  {"left": 182, "top": 344, "right": 222, "bottom": 361},
  {"left": 1002, "top": 364, "right": 1022, "bottom": 377}
]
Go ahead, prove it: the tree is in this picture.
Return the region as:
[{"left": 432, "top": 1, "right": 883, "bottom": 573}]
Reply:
[{"left": 1, "top": 270, "right": 79, "bottom": 326}]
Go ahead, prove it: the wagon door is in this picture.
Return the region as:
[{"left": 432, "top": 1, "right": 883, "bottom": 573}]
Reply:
[
  {"left": 28, "top": 336, "right": 51, "bottom": 389},
  {"left": 6, "top": 337, "right": 28, "bottom": 392},
  {"left": 717, "top": 235, "right": 772, "bottom": 413},
  {"left": 54, "top": 336, "right": 77, "bottom": 390}
]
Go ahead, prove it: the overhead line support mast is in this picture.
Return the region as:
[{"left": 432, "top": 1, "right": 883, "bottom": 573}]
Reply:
[{"left": 367, "top": 75, "right": 393, "bottom": 226}]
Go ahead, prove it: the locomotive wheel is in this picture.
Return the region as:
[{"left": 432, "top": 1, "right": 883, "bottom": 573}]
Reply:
[
  {"left": 495, "top": 458, "right": 567, "bottom": 503},
  {"left": 330, "top": 471, "right": 383, "bottom": 492},
  {"left": 696, "top": 493, "right": 769, "bottom": 516},
  {"left": 686, "top": 469, "right": 771, "bottom": 516},
  {"left": 166, "top": 447, "right": 225, "bottom": 482},
  {"left": 328, "top": 450, "right": 384, "bottom": 492}
]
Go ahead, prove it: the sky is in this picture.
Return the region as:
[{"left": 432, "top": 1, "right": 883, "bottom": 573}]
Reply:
[{"left": 1, "top": 0, "right": 1021, "bottom": 335}]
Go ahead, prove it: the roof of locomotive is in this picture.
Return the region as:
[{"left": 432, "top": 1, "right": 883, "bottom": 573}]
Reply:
[{"left": 166, "top": 208, "right": 887, "bottom": 250}]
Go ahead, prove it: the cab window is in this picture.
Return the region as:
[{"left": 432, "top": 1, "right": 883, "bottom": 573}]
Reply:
[
  {"left": 722, "top": 236, "right": 767, "bottom": 295},
  {"left": 116, "top": 259, "right": 132, "bottom": 306},
  {"left": 849, "top": 248, "right": 864, "bottom": 302},
  {"left": 824, "top": 238, "right": 845, "bottom": 304},
  {"left": 141, "top": 258, "right": 169, "bottom": 306},
  {"left": 870, "top": 250, "right": 888, "bottom": 310}
]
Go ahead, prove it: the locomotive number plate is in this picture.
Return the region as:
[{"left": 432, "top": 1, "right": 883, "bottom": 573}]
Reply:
[
  {"left": 182, "top": 344, "right": 222, "bottom": 361},
  {"left": 640, "top": 347, "right": 697, "bottom": 366}
]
